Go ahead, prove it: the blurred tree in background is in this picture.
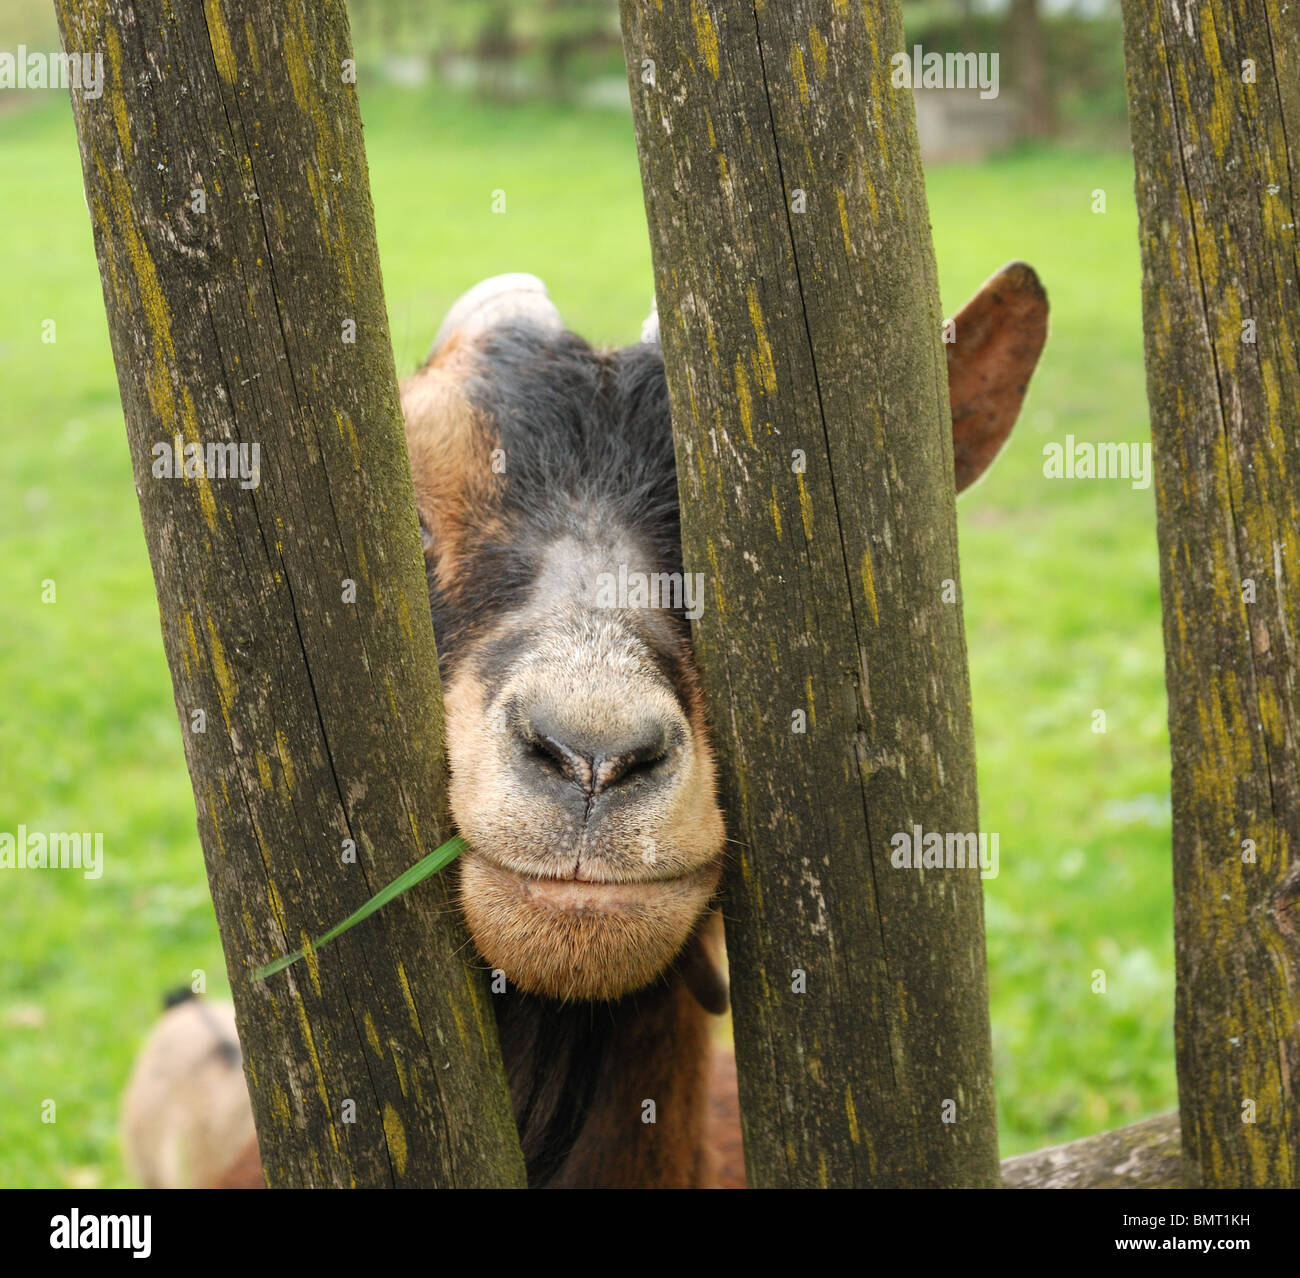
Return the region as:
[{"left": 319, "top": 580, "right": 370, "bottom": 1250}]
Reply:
[
  {"left": 337, "top": 0, "right": 1130, "bottom": 147},
  {"left": 346, "top": 0, "right": 625, "bottom": 100},
  {"left": 900, "top": 0, "right": 1128, "bottom": 145},
  {"left": 1012, "top": 0, "right": 1055, "bottom": 137},
  {"left": 2, "top": 0, "right": 1128, "bottom": 143}
]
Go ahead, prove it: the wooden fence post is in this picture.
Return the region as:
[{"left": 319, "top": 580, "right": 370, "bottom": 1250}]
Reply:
[
  {"left": 53, "top": 0, "right": 526, "bottom": 1187},
  {"left": 619, "top": 0, "right": 999, "bottom": 1187},
  {"left": 1122, "top": 1, "right": 1300, "bottom": 1187}
]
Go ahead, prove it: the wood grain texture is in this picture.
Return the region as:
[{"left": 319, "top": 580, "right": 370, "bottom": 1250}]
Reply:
[
  {"left": 54, "top": 0, "right": 525, "bottom": 1187},
  {"left": 619, "top": 0, "right": 998, "bottom": 1186},
  {"left": 1001, "top": 1113, "right": 1195, "bottom": 1189},
  {"left": 1122, "top": 0, "right": 1300, "bottom": 1188}
]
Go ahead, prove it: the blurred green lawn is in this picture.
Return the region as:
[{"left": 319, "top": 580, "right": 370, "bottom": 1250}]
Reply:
[{"left": 0, "top": 82, "right": 1172, "bottom": 1187}]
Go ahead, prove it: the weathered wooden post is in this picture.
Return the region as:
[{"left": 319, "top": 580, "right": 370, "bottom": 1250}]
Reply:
[
  {"left": 54, "top": 0, "right": 525, "bottom": 1187},
  {"left": 619, "top": 1, "right": 999, "bottom": 1186},
  {"left": 1122, "top": 1, "right": 1300, "bottom": 1187}
]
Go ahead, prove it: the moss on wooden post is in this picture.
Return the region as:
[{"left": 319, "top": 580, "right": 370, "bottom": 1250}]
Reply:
[
  {"left": 54, "top": 0, "right": 525, "bottom": 1187},
  {"left": 619, "top": 0, "right": 998, "bottom": 1187},
  {"left": 1121, "top": 1, "right": 1300, "bottom": 1188}
]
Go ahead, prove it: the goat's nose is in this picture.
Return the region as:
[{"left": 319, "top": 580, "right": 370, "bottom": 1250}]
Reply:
[{"left": 518, "top": 705, "right": 674, "bottom": 796}]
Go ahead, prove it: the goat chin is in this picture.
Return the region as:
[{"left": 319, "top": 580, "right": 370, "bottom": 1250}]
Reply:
[{"left": 456, "top": 853, "right": 722, "bottom": 1003}]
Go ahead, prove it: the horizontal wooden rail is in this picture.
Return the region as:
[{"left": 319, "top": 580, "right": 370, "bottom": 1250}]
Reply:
[{"left": 1002, "top": 1113, "right": 1195, "bottom": 1189}]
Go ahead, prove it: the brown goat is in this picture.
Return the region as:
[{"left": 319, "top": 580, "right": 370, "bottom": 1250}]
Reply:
[{"left": 122, "top": 267, "right": 1047, "bottom": 1189}]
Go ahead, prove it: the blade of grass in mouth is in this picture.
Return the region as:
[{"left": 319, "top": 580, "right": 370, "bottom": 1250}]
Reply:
[{"left": 252, "top": 835, "right": 467, "bottom": 982}]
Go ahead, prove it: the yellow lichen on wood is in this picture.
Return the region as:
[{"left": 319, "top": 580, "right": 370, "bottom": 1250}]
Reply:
[
  {"left": 704, "top": 312, "right": 720, "bottom": 369},
  {"left": 1194, "top": 13, "right": 1233, "bottom": 166},
  {"left": 448, "top": 994, "right": 469, "bottom": 1047},
  {"left": 466, "top": 972, "right": 495, "bottom": 1052},
  {"left": 268, "top": 1080, "right": 293, "bottom": 1129},
  {"left": 1255, "top": 680, "right": 1286, "bottom": 752},
  {"left": 281, "top": 9, "right": 358, "bottom": 303},
  {"left": 860, "top": 547, "right": 880, "bottom": 624},
  {"left": 809, "top": 25, "right": 828, "bottom": 79},
  {"left": 293, "top": 998, "right": 337, "bottom": 1138},
  {"left": 845, "top": 1086, "right": 860, "bottom": 1143},
  {"left": 791, "top": 43, "right": 810, "bottom": 106},
  {"left": 106, "top": 169, "right": 217, "bottom": 528},
  {"left": 205, "top": 793, "right": 227, "bottom": 856},
  {"left": 336, "top": 408, "right": 361, "bottom": 470},
  {"left": 734, "top": 356, "right": 754, "bottom": 446},
  {"left": 243, "top": 14, "right": 260, "bottom": 76},
  {"left": 396, "top": 589, "right": 415, "bottom": 645},
  {"left": 745, "top": 284, "right": 778, "bottom": 393},
  {"left": 104, "top": 28, "right": 133, "bottom": 162},
  {"left": 203, "top": 0, "right": 238, "bottom": 86},
  {"left": 274, "top": 728, "right": 297, "bottom": 795},
  {"left": 395, "top": 961, "right": 422, "bottom": 1034},
  {"left": 363, "top": 1011, "right": 384, "bottom": 1059},
  {"left": 383, "top": 1104, "right": 408, "bottom": 1177},
  {"left": 205, "top": 614, "right": 238, "bottom": 728},
  {"left": 836, "top": 189, "right": 853, "bottom": 257},
  {"left": 281, "top": 14, "right": 315, "bottom": 116},
  {"left": 179, "top": 610, "right": 199, "bottom": 680},
  {"left": 690, "top": 0, "right": 720, "bottom": 78},
  {"left": 264, "top": 877, "right": 290, "bottom": 945},
  {"left": 796, "top": 472, "right": 814, "bottom": 541},
  {"left": 88, "top": 187, "right": 127, "bottom": 303}
]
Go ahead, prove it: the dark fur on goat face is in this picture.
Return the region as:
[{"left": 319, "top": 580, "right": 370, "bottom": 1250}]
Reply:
[
  {"left": 400, "top": 316, "right": 726, "bottom": 1007},
  {"left": 419, "top": 323, "right": 690, "bottom": 672}
]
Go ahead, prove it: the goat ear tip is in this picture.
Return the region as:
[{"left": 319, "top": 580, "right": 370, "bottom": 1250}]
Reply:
[
  {"left": 994, "top": 260, "right": 1048, "bottom": 307},
  {"left": 678, "top": 926, "right": 730, "bottom": 1015},
  {"left": 686, "top": 971, "right": 730, "bottom": 1016}
]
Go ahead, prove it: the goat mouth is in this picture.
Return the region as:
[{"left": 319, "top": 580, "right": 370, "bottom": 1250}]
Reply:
[
  {"left": 456, "top": 852, "right": 723, "bottom": 1000},
  {"left": 515, "top": 876, "right": 669, "bottom": 914},
  {"left": 465, "top": 852, "right": 721, "bottom": 914}
]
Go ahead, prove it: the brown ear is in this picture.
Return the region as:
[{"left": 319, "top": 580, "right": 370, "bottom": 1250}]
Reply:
[
  {"left": 402, "top": 275, "right": 561, "bottom": 577},
  {"left": 399, "top": 337, "right": 494, "bottom": 573},
  {"left": 946, "top": 261, "right": 1048, "bottom": 493},
  {"left": 678, "top": 910, "right": 730, "bottom": 1015}
]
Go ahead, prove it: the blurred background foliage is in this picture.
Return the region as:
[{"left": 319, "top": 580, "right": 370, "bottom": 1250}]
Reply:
[
  {"left": 1, "top": 0, "right": 1173, "bottom": 1187},
  {"left": 348, "top": 0, "right": 1131, "bottom": 146},
  {"left": 6, "top": 0, "right": 1132, "bottom": 137}
]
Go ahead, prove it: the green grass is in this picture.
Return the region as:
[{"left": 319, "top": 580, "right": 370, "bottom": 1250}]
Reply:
[
  {"left": 926, "top": 145, "right": 1174, "bottom": 1148},
  {"left": 0, "top": 82, "right": 1171, "bottom": 1186}
]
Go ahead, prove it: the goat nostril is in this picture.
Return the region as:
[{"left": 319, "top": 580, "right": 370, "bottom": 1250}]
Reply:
[
  {"left": 591, "top": 738, "right": 668, "bottom": 792},
  {"left": 528, "top": 733, "right": 593, "bottom": 790},
  {"left": 519, "top": 711, "right": 671, "bottom": 797}
]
